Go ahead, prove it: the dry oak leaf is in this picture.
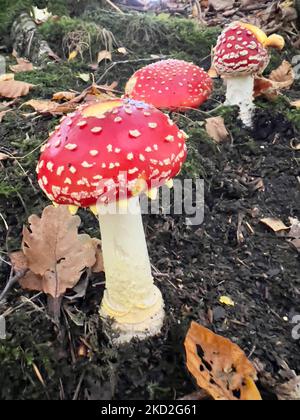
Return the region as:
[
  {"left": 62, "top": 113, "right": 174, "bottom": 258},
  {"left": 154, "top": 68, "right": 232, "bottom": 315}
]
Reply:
[
  {"left": 21, "top": 205, "right": 97, "bottom": 298},
  {"left": 184, "top": 321, "right": 262, "bottom": 400},
  {"left": 10, "top": 57, "right": 34, "bottom": 73},
  {"left": 254, "top": 61, "right": 294, "bottom": 100},
  {"left": 9, "top": 250, "right": 43, "bottom": 289},
  {"left": 52, "top": 91, "right": 77, "bottom": 102},
  {"left": 205, "top": 116, "right": 229, "bottom": 143},
  {"left": 0, "top": 80, "right": 34, "bottom": 99},
  {"left": 0, "top": 73, "right": 14, "bottom": 82},
  {"left": 23, "top": 99, "right": 77, "bottom": 115}
]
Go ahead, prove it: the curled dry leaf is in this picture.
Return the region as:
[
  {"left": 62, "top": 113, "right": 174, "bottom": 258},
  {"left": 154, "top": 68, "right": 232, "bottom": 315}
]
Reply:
[
  {"left": 21, "top": 205, "right": 98, "bottom": 298},
  {"left": 97, "top": 50, "right": 112, "bottom": 63},
  {"left": 205, "top": 116, "right": 229, "bottom": 143},
  {"left": 254, "top": 61, "right": 294, "bottom": 100},
  {"left": 208, "top": 0, "right": 235, "bottom": 11},
  {"left": 0, "top": 73, "right": 14, "bottom": 82},
  {"left": 185, "top": 321, "right": 262, "bottom": 400},
  {"left": 52, "top": 91, "right": 77, "bottom": 102},
  {"left": 10, "top": 57, "right": 34, "bottom": 73},
  {"left": 23, "top": 99, "right": 77, "bottom": 115},
  {"left": 260, "top": 217, "right": 289, "bottom": 232},
  {"left": 0, "top": 80, "right": 34, "bottom": 99}
]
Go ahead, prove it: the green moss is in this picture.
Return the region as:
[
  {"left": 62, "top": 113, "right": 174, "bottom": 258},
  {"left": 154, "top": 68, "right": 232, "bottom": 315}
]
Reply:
[
  {"left": 16, "top": 62, "right": 89, "bottom": 97},
  {"left": 40, "top": 11, "right": 219, "bottom": 64}
]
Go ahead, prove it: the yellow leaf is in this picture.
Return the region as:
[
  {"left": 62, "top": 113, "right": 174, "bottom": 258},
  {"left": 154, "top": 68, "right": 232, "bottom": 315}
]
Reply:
[
  {"left": 219, "top": 296, "right": 235, "bottom": 307},
  {"left": 291, "top": 100, "right": 300, "bottom": 108},
  {"left": 68, "top": 50, "right": 78, "bottom": 61},
  {"left": 77, "top": 73, "right": 90, "bottom": 82}
]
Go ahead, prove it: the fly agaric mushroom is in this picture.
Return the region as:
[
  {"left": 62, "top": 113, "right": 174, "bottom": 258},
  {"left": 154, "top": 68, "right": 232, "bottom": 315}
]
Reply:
[
  {"left": 213, "top": 22, "right": 285, "bottom": 126},
  {"left": 125, "top": 59, "right": 212, "bottom": 111},
  {"left": 36, "top": 98, "right": 187, "bottom": 342}
]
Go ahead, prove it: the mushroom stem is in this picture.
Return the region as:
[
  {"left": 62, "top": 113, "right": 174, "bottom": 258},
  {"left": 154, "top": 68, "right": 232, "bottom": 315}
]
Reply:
[
  {"left": 98, "top": 196, "right": 164, "bottom": 343},
  {"left": 224, "top": 75, "right": 255, "bottom": 127}
]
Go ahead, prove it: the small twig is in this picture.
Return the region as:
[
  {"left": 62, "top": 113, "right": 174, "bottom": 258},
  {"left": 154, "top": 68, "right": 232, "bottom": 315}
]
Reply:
[
  {"left": 0, "top": 269, "right": 28, "bottom": 303},
  {"left": 0, "top": 212, "right": 8, "bottom": 230},
  {"left": 96, "top": 56, "right": 169, "bottom": 84},
  {"left": 104, "top": 0, "right": 125, "bottom": 14}
]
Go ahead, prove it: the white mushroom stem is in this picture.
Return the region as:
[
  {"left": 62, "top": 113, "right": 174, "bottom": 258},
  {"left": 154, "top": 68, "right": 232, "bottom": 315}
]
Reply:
[
  {"left": 224, "top": 75, "right": 255, "bottom": 127},
  {"left": 98, "top": 196, "right": 164, "bottom": 343}
]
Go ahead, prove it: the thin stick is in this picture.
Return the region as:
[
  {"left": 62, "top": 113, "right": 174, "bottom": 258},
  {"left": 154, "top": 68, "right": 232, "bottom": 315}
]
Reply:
[
  {"left": 104, "top": 0, "right": 125, "bottom": 14},
  {"left": 0, "top": 269, "right": 28, "bottom": 303}
]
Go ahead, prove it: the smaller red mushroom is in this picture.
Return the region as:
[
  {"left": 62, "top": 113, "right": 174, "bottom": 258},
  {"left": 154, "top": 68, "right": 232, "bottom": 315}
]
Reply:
[
  {"left": 125, "top": 59, "right": 212, "bottom": 111},
  {"left": 213, "top": 22, "right": 285, "bottom": 126}
]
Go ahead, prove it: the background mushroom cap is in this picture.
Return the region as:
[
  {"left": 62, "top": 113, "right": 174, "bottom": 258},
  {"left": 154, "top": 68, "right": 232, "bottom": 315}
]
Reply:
[
  {"left": 37, "top": 99, "right": 187, "bottom": 207},
  {"left": 213, "top": 22, "right": 270, "bottom": 77},
  {"left": 125, "top": 59, "right": 212, "bottom": 111}
]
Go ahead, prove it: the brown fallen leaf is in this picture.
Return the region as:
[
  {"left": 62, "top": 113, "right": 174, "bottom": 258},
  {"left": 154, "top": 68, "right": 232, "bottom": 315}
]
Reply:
[
  {"left": 260, "top": 217, "right": 289, "bottom": 232},
  {"left": 205, "top": 116, "right": 229, "bottom": 143},
  {"left": 208, "top": 0, "right": 235, "bottom": 11},
  {"left": 185, "top": 321, "right": 262, "bottom": 400},
  {"left": 23, "top": 82, "right": 118, "bottom": 115},
  {"left": 21, "top": 205, "right": 98, "bottom": 298},
  {"left": 10, "top": 57, "right": 34, "bottom": 73},
  {"left": 97, "top": 50, "right": 112, "bottom": 63},
  {"left": 0, "top": 80, "right": 34, "bottom": 99},
  {"left": 0, "top": 73, "right": 14, "bottom": 82},
  {"left": 254, "top": 61, "right": 294, "bottom": 100},
  {"left": 23, "top": 99, "right": 77, "bottom": 115},
  {"left": 9, "top": 250, "right": 42, "bottom": 288},
  {"left": 52, "top": 91, "right": 77, "bottom": 102}
]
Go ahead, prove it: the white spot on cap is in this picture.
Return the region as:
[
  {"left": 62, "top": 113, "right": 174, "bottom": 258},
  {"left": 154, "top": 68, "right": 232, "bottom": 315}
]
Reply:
[
  {"left": 114, "top": 117, "right": 122, "bottom": 123},
  {"left": 115, "top": 148, "right": 121, "bottom": 153},
  {"left": 42, "top": 176, "right": 48, "bottom": 185},
  {"left": 139, "top": 154, "right": 145, "bottom": 161},
  {"left": 107, "top": 144, "right": 113, "bottom": 152},
  {"left": 145, "top": 146, "right": 152, "bottom": 152},
  {"left": 128, "top": 167, "right": 138, "bottom": 174},
  {"left": 127, "top": 153, "right": 134, "bottom": 161},
  {"left": 77, "top": 121, "right": 87, "bottom": 127},
  {"left": 91, "top": 127, "right": 102, "bottom": 134},
  {"left": 69, "top": 166, "right": 76, "bottom": 174},
  {"left": 81, "top": 161, "right": 94, "bottom": 168},
  {"left": 57, "top": 166, "right": 65, "bottom": 176},
  {"left": 54, "top": 139, "right": 61, "bottom": 148},
  {"left": 165, "top": 135, "right": 174, "bottom": 142},
  {"left": 148, "top": 122, "right": 157, "bottom": 129},
  {"left": 46, "top": 162, "right": 54, "bottom": 172},
  {"left": 90, "top": 150, "right": 99, "bottom": 156},
  {"left": 65, "top": 144, "right": 77, "bottom": 151},
  {"left": 129, "top": 130, "right": 141, "bottom": 138},
  {"left": 64, "top": 178, "right": 72, "bottom": 185}
]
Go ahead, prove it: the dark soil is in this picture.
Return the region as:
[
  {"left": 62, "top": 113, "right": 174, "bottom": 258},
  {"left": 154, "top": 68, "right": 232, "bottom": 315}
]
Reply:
[{"left": 0, "top": 10, "right": 299, "bottom": 401}]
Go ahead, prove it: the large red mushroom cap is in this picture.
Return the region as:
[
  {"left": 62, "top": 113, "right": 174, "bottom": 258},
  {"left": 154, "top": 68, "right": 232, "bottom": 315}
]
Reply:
[
  {"left": 37, "top": 99, "right": 187, "bottom": 208},
  {"left": 125, "top": 59, "right": 212, "bottom": 111},
  {"left": 213, "top": 22, "right": 270, "bottom": 77}
]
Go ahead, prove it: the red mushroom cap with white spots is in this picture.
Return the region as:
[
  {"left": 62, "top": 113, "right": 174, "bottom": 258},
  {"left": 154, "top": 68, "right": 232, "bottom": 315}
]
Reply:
[
  {"left": 37, "top": 99, "right": 187, "bottom": 207},
  {"left": 213, "top": 22, "right": 269, "bottom": 77},
  {"left": 125, "top": 59, "right": 212, "bottom": 111}
]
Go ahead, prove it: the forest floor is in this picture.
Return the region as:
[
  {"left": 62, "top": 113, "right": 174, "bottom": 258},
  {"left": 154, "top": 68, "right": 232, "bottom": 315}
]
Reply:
[{"left": 0, "top": 9, "right": 299, "bottom": 400}]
